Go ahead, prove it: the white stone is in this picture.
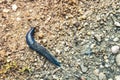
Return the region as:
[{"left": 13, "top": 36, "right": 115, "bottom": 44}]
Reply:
[
  {"left": 93, "top": 69, "right": 99, "bottom": 76},
  {"left": 115, "top": 75, "right": 120, "bottom": 80},
  {"left": 16, "top": 17, "right": 21, "bottom": 21},
  {"left": 56, "top": 49, "right": 61, "bottom": 54},
  {"left": 42, "top": 39, "right": 47, "bottom": 43},
  {"left": 105, "top": 64, "right": 110, "bottom": 67},
  {"left": 114, "top": 21, "right": 120, "bottom": 27},
  {"left": 35, "top": 74, "right": 39, "bottom": 77},
  {"left": 99, "top": 72, "right": 107, "bottom": 80},
  {"left": 111, "top": 46, "right": 120, "bottom": 54},
  {"left": 116, "top": 54, "right": 120, "bottom": 66},
  {"left": 90, "top": 43, "right": 95, "bottom": 48},
  {"left": 52, "top": 75, "right": 58, "bottom": 79},
  {"left": 12, "top": 4, "right": 18, "bottom": 11},
  {"left": 0, "top": 0, "right": 4, "bottom": 3},
  {"left": 80, "top": 64, "right": 88, "bottom": 73},
  {"left": 108, "top": 78, "right": 113, "bottom": 80},
  {"left": 3, "top": 8, "right": 10, "bottom": 13},
  {"left": 113, "top": 37, "right": 119, "bottom": 42}
]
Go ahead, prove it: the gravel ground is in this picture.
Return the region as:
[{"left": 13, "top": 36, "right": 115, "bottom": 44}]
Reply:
[{"left": 0, "top": 0, "right": 120, "bottom": 80}]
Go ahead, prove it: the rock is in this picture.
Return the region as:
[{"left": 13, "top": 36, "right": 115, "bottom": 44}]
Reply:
[
  {"left": 0, "top": 50, "right": 6, "bottom": 57},
  {"left": 90, "top": 43, "right": 96, "bottom": 48},
  {"left": 99, "top": 64, "right": 104, "bottom": 68},
  {"left": 0, "top": 0, "right": 4, "bottom": 3},
  {"left": 71, "top": 0, "right": 78, "bottom": 4},
  {"left": 80, "top": 64, "right": 88, "bottom": 73},
  {"left": 37, "top": 32, "right": 44, "bottom": 39},
  {"left": 113, "top": 37, "right": 119, "bottom": 42},
  {"left": 8, "top": 43, "right": 18, "bottom": 52},
  {"left": 64, "top": 47, "right": 69, "bottom": 52},
  {"left": 98, "top": 72, "right": 107, "bottom": 80},
  {"left": 35, "top": 74, "right": 39, "bottom": 78},
  {"left": 115, "top": 75, "right": 120, "bottom": 80},
  {"left": 7, "top": 56, "right": 12, "bottom": 62},
  {"left": 42, "top": 39, "right": 47, "bottom": 43},
  {"left": 84, "top": 48, "right": 93, "bottom": 55},
  {"left": 16, "top": 17, "right": 21, "bottom": 21},
  {"left": 114, "top": 21, "right": 120, "bottom": 27},
  {"left": 55, "top": 49, "right": 61, "bottom": 54},
  {"left": 73, "top": 22, "right": 80, "bottom": 27},
  {"left": 93, "top": 69, "right": 99, "bottom": 76},
  {"left": 94, "top": 34, "right": 102, "bottom": 42},
  {"left": 116, "top": 54, "right": 120, "bottom": 66},
  {"left": 3, "top": 8, "right": 10, "bottom": 13},
  {"left": 52, "top": 75, "right": 58, "bottom": 79},
  {"left": 78, "top": 10, "right": 93, "bottom": 20},
  {"left": 104, "top": 63, "right": 110, "bottom": 67},
  {"left": 12, "top": 4, "right": 18, "bottom": 11},
  {"left": 80, "top": 76, "right": 86, "bottom": 80},
  {"left": 6, "top": 0, "right": 13, "bottom": 3},
  {"left": 83, "top": 22, "right": 89, "bottom": 27},
  {"left": 108, "top": 78, "right": 113, "bottom": 80},
  {"left": 111, "top": 46, "right": 120, "bottom": 54}
]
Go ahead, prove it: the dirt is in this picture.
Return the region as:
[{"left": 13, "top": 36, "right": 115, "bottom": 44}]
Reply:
[{"left": 0, "top": 0, "right": 120, "bottom": 80}]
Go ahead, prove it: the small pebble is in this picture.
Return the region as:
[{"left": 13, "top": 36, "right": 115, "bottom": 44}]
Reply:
[
  {"left": 80, "top": 64, "right": 88, "bottom": 73},
  {"left": 42, "top": 39, "right": 47, "bottom": 43},
  {"left": 37, "top": 32, "right": 44, "bottom": 38},
  {"left": 114, "top": 21, "right": 120, "bottom": 27},
  {"left": 55, "top": 49, "right": 61, "bottom": 54},
  {"left": 35, "top": 74, "right": 39, "bottom": 78},
  {"left": 7, "top": 56, "right": 12, "bottom": 62},
  {"left": 64, "top": 47, "right": 69, "bottom": 52},
  {"left": 100, "top": 64, "right": 104, "bottom": 68},
  {"left": 3, "top": 8, "right": 10, "bottom": 13},
  {"left": 0, "top": 0, "right": 4, "bottom": 3},
  {"left": 116, "top": 54, "right": 120, "bottom": 66},
  {"left": 105, "top": 63, "right": 110, "bottom": 67},
  {"left": 113, "top": 37, "right": 119, "bottom": 42},
  {"left": 93, "top": 69, "right": 99, "bottom": 76},
  {"left": 108, "top": 78, "right": 113, "bottom": 80},
  {"left": 105, "top": 59, "right": 109, "bottom": 63},
  {"left": 0, "top": 50, "right": 6, "bottom": 57},
  {"left": 104, "top": 55, "right": 108, "bottom": 60},
  {"left": 111, "top": 45, "right": 120, "bottom": 54},
  {"left": 83, "top": 22, "right": 89, "bottom": 27},
  {"left": 115, "top": 75, "right": 120, "bottom": 80},
  {"left": 6, "top": 0, "right": 13, "bottom": 3},
  {"left": 16, "top": 17, "right": 21, "bottom": 21},
  {"left": 80, "top": 76, "right": 86, "bottom": 80},
  {"left": 34, "top": 63, "right": 38, "bottom": 66},
  {"left": 90, "top": 43, "right": 95, "bottom": 48},
  {"left": 12, "top": 4, "right": 18, "bottom": 11},
  {"left": 73, "top": 22, "right": 80, "bottom": 27},
  {"left": 84, "top": 48, "right": 93, "bottom": 55},
  {"left": 52, "top": 75, "right": 58, "bottom": 79},
  {"left": 20, "top": 56, "right": 25, "bottom": 60},
  {"left": 98, "top": 72, "right": 107, "bottom": 80},
  {"left": 94, "top": 34, "right": 102, "bottom": 42},
  {"left": 71, "top": 0, "right": 78, "bottom": 4}
]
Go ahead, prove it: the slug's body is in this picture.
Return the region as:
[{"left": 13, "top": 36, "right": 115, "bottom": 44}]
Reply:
[{"left": 26, "top": 27, "right": 60, "bottom": 67}]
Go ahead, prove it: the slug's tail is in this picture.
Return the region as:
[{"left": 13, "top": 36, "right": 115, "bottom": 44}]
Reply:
[
  {"left": 42, "top": 51, "right": 61, "bottom": 67},
  {"left": 30, "top": 41, "right": 61, "bottom": 67}
]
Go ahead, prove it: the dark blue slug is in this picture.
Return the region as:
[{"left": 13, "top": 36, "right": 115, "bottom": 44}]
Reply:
[{"left": 26, "top": 27, "right": 60, "bottom": 67}]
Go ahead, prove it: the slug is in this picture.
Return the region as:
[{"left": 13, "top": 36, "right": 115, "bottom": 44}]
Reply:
[{"left": 26, "top": 27, "right": 61, "bottom": 67}]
